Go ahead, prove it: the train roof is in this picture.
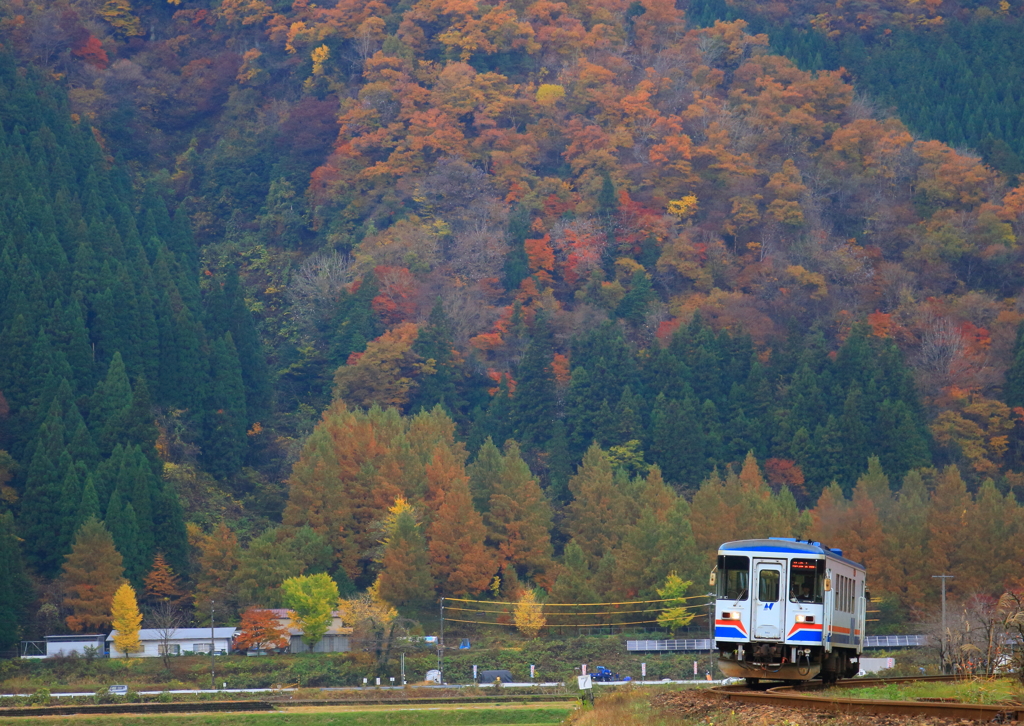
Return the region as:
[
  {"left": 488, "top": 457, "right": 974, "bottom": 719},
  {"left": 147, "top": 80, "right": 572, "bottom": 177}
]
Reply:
[{"left": 719, "top": 538, "right": 865, "bottom": 570}]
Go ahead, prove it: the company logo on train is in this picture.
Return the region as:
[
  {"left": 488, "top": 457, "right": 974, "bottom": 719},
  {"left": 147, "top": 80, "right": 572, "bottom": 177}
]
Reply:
[{"left": 712, "top": 538, "right": 867, "bottom": 684}]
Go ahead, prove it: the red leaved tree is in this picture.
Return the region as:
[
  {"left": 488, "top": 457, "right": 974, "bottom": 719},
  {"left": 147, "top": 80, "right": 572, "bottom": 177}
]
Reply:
[{"left": 234, "top": 607, "right": 290, "bottom": 652}]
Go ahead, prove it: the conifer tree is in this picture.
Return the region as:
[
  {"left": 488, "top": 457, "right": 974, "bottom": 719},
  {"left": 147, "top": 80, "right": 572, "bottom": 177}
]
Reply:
[
  {"left": 19, "top": 410, "right": 66, "bottom": 575},
  {"left": 193, "top": 523, "right": 241, "bottom": 623},
  {"left": 926, "top": 465, "right": 973, "bottom": 590},
  {"left": 545, "top": 420, "right": 573, "bottom": 505},
  {"left": 203, "top": 332, "right": 248, "bottom": 479},
  {"left": 375, "top": 497, "right": 433, "bottom": 607},
  {"left": 487, "top": 441, "right": 555, "bottom": 586},
  {"left": 90, "top": 352, "right": 133, "bottom": 457},
  {"left": 62, "top": 517, "right": 125, "bottom": 631},
  {"left": 549, "top": 540, "right": 599, "bottom": 604},
  {"left": 511, "top": 313, "right": 557, "bottom": 451},
  {"left": 408, "top": 298, "right": 458, "bottom": 415},
  {"left": 425, "top": 448, "right": 495, "bottom": 596},
  {"left": 0, "top": 512, "right": 32, "bottom": 652},
  {"left": 879, "top": 470, "right": 930, "bottom": 609},
  {"left": 143, "top": 552, "right": 185, "bottom": 605},
  {"left": 468, "top": 437, "right": 503, "bottom": 515},
  {"left": 565, "top": 444, "right": 629, "bottom": 568}
]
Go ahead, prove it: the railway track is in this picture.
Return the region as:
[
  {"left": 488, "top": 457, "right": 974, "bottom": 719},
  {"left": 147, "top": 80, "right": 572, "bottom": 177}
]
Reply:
[{"left": 711, "top": 675, "right": 1024, "bottom": 722}]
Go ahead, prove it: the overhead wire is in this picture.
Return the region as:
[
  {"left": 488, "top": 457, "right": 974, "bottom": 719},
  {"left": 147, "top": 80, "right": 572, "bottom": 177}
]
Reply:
[
  {"left": 445, "top": 595, "right": 711, "bottom": 606},
  {"left": 443, "top": 617, "right": 667, "bottom": 627}
]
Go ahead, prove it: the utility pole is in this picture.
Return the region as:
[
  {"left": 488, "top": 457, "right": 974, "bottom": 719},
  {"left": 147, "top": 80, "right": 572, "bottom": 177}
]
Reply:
[
  {"left": 932, "top": 575, "right": 953, "bottom": 674},
  {"left": 438, "top": 597, "right": 444, "bottom": 684},
  {"left": 210, "top": 600, "right": 216, "bottom": 691},
  {"left": 707, "top": 593, "right": 714, "bottom": 679}
]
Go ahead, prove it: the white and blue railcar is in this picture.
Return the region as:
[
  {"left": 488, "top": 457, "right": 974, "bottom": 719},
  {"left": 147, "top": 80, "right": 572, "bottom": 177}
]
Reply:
[{"left": 713, "top": 538, "right": 867, "bottom": 684}]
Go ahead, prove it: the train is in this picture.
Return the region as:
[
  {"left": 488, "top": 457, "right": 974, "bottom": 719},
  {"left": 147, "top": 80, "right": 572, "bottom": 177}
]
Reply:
[{"left": 712, "top": 538, "right": 867, "bottom": 684}]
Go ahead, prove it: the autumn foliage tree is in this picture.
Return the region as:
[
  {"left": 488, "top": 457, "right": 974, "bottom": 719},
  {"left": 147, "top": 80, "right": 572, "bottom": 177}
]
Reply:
[
  {"left": 110, "top": 583, "right": 143, "bottom": 657},
  {"left": 62, "top": 518, "right": 125, "bottom": 632},
  {"left": 281, "top": 573, "right": 338, "bottom": 648},
  {"left": 374, "top": 497, "right": 433, "bottom": 608},
  {"left": 143, "top": 552, "right": 185, "bottom": 606},
  {"left": 235, "top": 607, "right": 290, "bottom": 652}
]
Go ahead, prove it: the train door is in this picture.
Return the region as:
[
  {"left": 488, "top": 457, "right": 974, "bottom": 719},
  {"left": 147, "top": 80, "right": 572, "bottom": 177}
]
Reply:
[
  {"left": 752, "top": 560, "right": 785, "bottom": 640},
  {"left": 822, "top": 567, "right": 833, "bottom": 652}
]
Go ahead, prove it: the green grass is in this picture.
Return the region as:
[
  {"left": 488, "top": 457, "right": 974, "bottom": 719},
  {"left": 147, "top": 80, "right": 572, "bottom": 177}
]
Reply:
[
  {"left": 0, "top": 706, "right": 573, "bottom": 725},
  {"left": 825, "top": 678, "right": 1023, "bottom": 705}
]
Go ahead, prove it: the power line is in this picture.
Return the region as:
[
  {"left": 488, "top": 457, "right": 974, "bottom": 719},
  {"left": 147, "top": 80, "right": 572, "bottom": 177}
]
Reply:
[
  {"left": 443, "top": 617, "right": 666, "bottom": 627},
  {"left": 443, "top": 603, "right": 711, "bottom": 617},
  {"left": 444, "top": 595, "right": 711, "bottom": 606}
]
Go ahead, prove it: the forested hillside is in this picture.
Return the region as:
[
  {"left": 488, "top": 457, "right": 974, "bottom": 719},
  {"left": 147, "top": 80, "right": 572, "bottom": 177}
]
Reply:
[{"left": 2, "top": 0, "right": 1024, "bottom": 650}]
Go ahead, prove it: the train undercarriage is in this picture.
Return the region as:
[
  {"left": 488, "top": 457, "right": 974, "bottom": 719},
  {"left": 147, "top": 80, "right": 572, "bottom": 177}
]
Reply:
[{"left": 717, "top": 642, "right": 860, "bottom": 684}]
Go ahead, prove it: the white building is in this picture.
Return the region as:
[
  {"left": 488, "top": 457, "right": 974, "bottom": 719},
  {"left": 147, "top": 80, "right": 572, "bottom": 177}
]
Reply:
[{"left": 107, "top": 628, "right": 237, "bottom": 658}]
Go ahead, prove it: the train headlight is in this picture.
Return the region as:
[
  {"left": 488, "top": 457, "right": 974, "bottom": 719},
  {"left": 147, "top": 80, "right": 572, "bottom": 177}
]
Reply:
[
  {"left": 722, "top": 611, "right": 740, "bottom": 620},
  {"left": 795, "top": 615, "right": 814, "bottom": 623}
]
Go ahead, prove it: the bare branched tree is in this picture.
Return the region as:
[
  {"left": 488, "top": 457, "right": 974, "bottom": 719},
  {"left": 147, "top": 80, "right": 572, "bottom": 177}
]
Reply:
[
  {"left": 147, "top": 601, "right": 185, "bottom": 669},
  {"left": 287, "top": 250, "right": 355, "bottom": 334}
]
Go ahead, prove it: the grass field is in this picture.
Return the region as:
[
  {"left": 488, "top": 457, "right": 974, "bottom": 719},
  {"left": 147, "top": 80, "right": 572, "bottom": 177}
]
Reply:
[
  {"left": 0, "top": 704, "right": 574, "bottom": 725},
  {"left": 824, "top": 677, "right": 1023, "bottom": 705}
]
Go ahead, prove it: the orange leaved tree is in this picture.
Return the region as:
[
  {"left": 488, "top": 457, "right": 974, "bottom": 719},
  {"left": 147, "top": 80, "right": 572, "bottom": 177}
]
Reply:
[{"left": 235, "top": 607, "right": 290, "bottom": 652}]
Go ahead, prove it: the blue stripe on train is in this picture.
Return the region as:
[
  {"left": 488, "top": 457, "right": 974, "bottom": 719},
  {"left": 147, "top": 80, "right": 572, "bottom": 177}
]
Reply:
[
  {"left": 786, "top": 630, "right": 823, "bottom": 642},
  {"left": 714, "top": 626, "right": 747, "bottom": 639}
]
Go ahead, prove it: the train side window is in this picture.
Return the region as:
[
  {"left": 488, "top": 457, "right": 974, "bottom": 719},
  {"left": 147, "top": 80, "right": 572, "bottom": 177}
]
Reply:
[
  {"left": 717, "top": 555, "right": 749, "bottom": 601},
  {"left": 758, "top": 569, "right": 780, "bottom": 602}
]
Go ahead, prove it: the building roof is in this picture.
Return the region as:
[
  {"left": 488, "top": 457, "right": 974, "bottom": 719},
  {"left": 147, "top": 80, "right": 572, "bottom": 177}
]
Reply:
[
  {"left": 45, "top": 634, "right": 106, "bottom": 642},
  {"left": 107, "top": 628, "right": 238, "bottom": 642}
]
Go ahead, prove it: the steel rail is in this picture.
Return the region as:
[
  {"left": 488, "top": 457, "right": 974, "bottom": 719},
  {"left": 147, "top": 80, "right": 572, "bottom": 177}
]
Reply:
[{"left": 711, "top": 676, "right": 1023, "bottom": 722}]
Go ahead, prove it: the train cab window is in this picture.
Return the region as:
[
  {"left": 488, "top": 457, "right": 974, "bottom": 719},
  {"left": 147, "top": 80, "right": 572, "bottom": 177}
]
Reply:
[
  {"left": 717, "top": 555, "right": 749, "bottom": 600},
  {"left": 789, "top": 559, "right": 824, "bottom": 604},
  {"left": 758, "top": 569, "right": 780, "bottom": 602}
]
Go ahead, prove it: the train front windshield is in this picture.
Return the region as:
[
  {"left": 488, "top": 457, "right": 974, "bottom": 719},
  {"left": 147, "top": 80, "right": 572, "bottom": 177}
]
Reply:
[
  {"left": 789, "top": 559, "right": 825, "bottom": 603},
  {"left": 717, "top": 555, "right": 749, "bottom": 600}
]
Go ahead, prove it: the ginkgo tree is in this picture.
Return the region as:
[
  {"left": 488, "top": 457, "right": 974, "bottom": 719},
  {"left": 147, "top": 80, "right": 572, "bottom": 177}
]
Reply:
[
  {"left": 281, "top": 573, "right": 339, "bottom": 649},
  {"left": 111, "top": 583, "right": 143, "bottom": 658}
]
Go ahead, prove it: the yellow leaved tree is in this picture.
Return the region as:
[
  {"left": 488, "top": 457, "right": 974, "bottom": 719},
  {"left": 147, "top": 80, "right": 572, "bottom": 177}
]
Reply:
[
  {"left": 655, "top": 572, "right": 695, "bottom": 635},
  {"left": 513, "top": 589, "right": 545, "bottom": 638},
  {"left": 111, "top": 583, "right": 143, "bottom": 657}
]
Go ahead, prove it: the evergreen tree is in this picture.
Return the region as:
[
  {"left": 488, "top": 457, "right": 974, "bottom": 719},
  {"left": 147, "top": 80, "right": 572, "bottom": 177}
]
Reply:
[
  {"left": 468, "top": 437, "right": 504, "bottom": 514},
  {"left": 19, "top": 410, "right": 65, "bottom": 575},
  {"left": 203, "top": 333, "right": 248, "bottom": 479},
  {"left": 0, "top": 512, "right": 32, "bottom": 652},
  {"left": 408, "top": 299, "right": 458, "bottom": 415},
  {"left": 615, "top": 269, "right": 655, "bottom": 326},
  {"left": 511, "top": 313, "right": 557, "bottom": 451},
  {"left": 105, "top": 489, "right": 145, "bottom": 587},
  {"left": 503, "top": 206, "right": 532, "bottom": 291}
]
